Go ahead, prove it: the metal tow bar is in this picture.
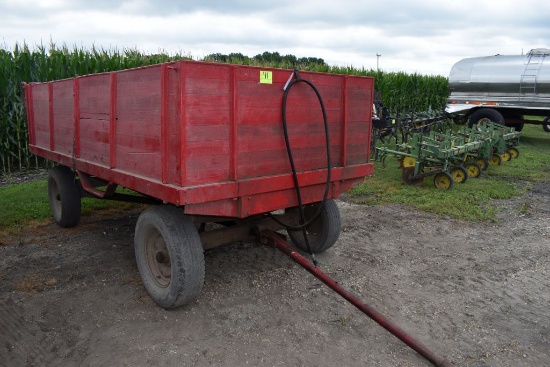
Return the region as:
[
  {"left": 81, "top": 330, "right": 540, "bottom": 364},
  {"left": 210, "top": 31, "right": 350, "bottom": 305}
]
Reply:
[{"left": 260, "top": 230, "right": 455, "bottom": 367}]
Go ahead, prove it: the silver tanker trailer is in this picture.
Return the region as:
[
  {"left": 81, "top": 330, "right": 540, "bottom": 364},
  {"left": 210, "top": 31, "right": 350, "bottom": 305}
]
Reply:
[{"left": 446, "top": 48, "right": 550, "bottom": 132}]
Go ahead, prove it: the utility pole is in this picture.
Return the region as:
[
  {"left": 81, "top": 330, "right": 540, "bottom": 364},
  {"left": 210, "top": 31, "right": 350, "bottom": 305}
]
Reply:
[{"left": 376, "top": 53, "right": 381, "bottom": 71}]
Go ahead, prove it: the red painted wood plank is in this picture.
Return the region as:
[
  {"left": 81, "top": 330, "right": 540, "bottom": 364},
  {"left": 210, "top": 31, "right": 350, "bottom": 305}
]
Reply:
[
  {"left": 80, "top": 118, "right": 110, "bottom": 165},
  {"left": 179, "top": 63, "right": 187, "bottom": 186},
  {"left": 109, "top": 73, "right": 117, "bottom": 168},
  {"left": 185, "top": 153, "right": 231, "bottom": 185},
  {"left": 236, "top": 145, "right": 342, "bottom": 179},
  {"left": 341, "top": 76, "right": 349, "bottom": 166},
  {"left": 25, "top": 85, "right": 36, "bottom": 146},
  {"left": 74, "top": 78, "right": 80, "bottom": 158},
  {"left": 164, "top": 65, "right": 181, "bottom": 185},
  {"left": 29, "top": 84, "right": 62, "bottom": 149},
  {"left": 113, "top": 149, "right": 161, "bottom": 179},
  {"left": 79, "top": 74, "right": 110, "bottom": 114},
  {"left": 230, "top": 66, "right": 238, "bottom": 180},
  {"left": 51, "top": 80, "right": 74, "bottom": 156},
  {"left": 161, "top": 64, "right": 168, "bottom": 183},
  {"left": 236, "top": 122, "right": 341, "bottom": 152},
  {"left": 48, "top": 83, "right": 54, "bottom": 151}
]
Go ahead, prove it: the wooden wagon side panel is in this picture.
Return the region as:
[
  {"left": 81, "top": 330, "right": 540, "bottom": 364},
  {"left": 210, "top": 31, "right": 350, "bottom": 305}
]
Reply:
[
  {"left": 183, "top": 63, "right": 232, "bottom": 186},
  {"left": 78, "top": 74, "right": 111, "bottom": 167},
  {"left": 29, "top": 83, "right": 50, "bottom": 151},
  {"left": 234, "top": 69, "right": 345, "bottom": 180},
  {"left": 115, "top": 66, "right": 163, "bottom": 180},
  {"left": 24, "top": 61, "right": 375, "bottom": 218},
  {"left": 52, "top": 79, "right": 75, "bottom": 157},
  {"left": 346, "top": 78, "right": 374, "bottom": 166}
]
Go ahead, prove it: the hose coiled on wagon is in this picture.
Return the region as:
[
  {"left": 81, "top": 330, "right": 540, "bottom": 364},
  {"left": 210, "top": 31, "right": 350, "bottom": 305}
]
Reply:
[{"left": 269, "top": 68, "right": 333, "bottom": 266}]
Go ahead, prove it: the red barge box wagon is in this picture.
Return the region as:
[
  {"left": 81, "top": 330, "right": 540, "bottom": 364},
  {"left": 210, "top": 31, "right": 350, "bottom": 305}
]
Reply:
[{"left": 24, "top": 60, "right": 374, "bottom": 308}]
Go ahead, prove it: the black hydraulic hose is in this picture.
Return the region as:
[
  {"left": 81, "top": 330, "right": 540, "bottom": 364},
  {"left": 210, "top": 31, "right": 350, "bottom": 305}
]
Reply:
[{"left": 271, "top": 68, "right": 332, "bottom": 264}]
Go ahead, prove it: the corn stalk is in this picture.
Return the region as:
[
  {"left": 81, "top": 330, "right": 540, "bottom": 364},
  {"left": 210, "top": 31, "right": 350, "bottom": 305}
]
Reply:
[{"left": 1, "top": 44, "right": 449, "bottom": 174}]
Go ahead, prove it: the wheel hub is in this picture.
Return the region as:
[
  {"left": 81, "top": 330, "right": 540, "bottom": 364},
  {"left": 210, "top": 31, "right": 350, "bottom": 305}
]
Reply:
[{"left": 145, "top": 230, "right": 171, "bottom": 288}]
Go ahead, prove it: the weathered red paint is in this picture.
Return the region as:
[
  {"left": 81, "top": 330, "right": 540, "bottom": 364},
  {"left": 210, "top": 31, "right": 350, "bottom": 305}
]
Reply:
[
  {"left": 24, "top": 61, "right": 374, "bottom": 218},
  {"left": 73, "top": 78, "right": 80, "bottom": 158}
]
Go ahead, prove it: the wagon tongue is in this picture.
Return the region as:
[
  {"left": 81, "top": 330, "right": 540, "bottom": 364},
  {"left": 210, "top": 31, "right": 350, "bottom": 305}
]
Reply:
[{"left": 260, "top": 230, "right": 455, "bottom": 367}]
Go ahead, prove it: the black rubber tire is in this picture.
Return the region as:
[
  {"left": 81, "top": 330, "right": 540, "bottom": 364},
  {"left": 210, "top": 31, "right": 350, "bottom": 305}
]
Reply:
[
  {"left": 47, "top": 166, "right": 81, "bottom": 228},
  {"left": 476, "top": 157, "right": 489, "bottom": 171},
  {"left": 134, "top": 205, "right": 205, "bottom": 309},
  {"left": 509, "top": 147, "right": 520, "bottom": 159},
  {"left": 509, "top": 123, "right": 524, "bottom": 132},
  {"left": 543, "top": 117, "right": 550, "bottom": 132},
  {"left": 433, "top": 172, "right": 454, "bottom": 189},
  {"left": 489, "top": 154, "right": 502, "bottom": 166},
  {"left": 468, "top": 109, "right": 504, "bottom": 128},
  {"left": 449, "top": 166, "right": 468, "bottom": 184},
  {"left": 287, "top": 200, "right": 341, "bottom": 254}
]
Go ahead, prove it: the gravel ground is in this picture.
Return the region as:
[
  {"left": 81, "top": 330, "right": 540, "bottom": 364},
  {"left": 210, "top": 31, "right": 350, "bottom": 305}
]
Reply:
[
  {"left": 1, "top": 184, "right": 549, "bottom": 367},
  {"left": 0, "top": 170, "right": 48, "bottom": 188}
]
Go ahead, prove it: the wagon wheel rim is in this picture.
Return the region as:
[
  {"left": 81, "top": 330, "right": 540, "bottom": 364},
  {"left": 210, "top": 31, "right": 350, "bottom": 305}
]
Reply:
[
  {"left": 145, "top": 228, "right": 171, "bottom": 288},
  {"left": 509, "top": 148, "right": 519, "bottom": 159},
  {"left": 48, "top": 178, "right": 62, "bottom": 218},
  {"left": 475, "top": 118, "right": 492, "bottom": 130},
  {"left": 300, "top": 204, "right": 323, "bottom": 243},
  {"left": 502, "top": 150, "right": 512, "bottom": 162},
  {"left": 434, "top": 172, "right": 453, "bottom": 189}
]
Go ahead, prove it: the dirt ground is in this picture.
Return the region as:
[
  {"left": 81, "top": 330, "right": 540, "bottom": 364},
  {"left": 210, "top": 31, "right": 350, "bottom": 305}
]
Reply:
[{"left": 1, "top": 184, "right": 549, "bottom": 367}]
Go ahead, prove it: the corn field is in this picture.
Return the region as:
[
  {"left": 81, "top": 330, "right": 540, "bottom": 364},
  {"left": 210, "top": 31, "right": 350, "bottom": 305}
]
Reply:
[
  {"left": 0, "top": 42, "right": 190, "bottom": 174},
  {"left": 0, "top": 44, "right": 448, "bottom": 174}
]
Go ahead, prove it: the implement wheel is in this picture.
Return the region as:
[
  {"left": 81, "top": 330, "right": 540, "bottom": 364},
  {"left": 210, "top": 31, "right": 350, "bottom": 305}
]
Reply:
[
  {"left": 402, "top": 167, "right": 423, "bottom": 186},
  {"left": 464, "top": 162, "right": 482, "bottom": 178},
  {"left": 489, "top": 154, "right": 502, "bottom": 166},
  {"left": 134, "top": 205, "right": 205, "bottom": 309},
  {"left": 433, "top": 172, "right": 454, "bottom": 189},
  {"left": 287, "top": 200, "right": 341, "bottom": 254},
  {"left": 476, "top": 157, "right": 489, "bottom": 171},
  {"left": 501, "top": 150, "right": 512, "bottom": 162},
  {"left": 509, "top": 147, "right": 520, "bottom": 159},
  {"left": 450, "top": 166, "right": 468, "bottom": 184},
  {"left": 47, "top": 166, "right": 81, "bottom": 228},
  {"left": 400, "top": 156, "right": 416, "bottom": 168}
]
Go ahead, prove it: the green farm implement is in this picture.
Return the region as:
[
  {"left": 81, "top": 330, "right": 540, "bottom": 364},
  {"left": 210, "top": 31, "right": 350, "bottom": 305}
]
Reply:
[{"left": 373, "top": 121, "right": 521, "bottom": 189}]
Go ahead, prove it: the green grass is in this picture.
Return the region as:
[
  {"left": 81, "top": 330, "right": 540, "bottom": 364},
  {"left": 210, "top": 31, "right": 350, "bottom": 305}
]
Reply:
[
  {"left": 349, "top": 124, "right": 550, "bottom": 221},
  {"left": 0, "top": 180, "right": 134, "bottom": 233},
  {"left": 1, "top": 124, "right": 549, "bottom": 232}
]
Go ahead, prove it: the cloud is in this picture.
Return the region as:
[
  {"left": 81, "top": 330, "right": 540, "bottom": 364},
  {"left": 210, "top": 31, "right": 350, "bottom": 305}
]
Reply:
[{"left": 1, "top": 0, "right": 549, "bottom": 76}]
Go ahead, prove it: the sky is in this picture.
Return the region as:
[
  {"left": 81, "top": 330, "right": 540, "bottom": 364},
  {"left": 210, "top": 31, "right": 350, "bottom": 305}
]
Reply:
[{"left": 1, "top": 0, "right": 549, "bottom": 76}]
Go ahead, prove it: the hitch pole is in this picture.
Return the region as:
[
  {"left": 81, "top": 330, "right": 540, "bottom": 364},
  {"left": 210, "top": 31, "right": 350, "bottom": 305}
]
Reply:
[{"left": 261, "top": 230, "right": 454, "bottom": 367}]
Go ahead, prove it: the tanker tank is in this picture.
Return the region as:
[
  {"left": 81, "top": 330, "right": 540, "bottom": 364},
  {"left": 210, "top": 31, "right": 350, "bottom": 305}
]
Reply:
[{"left": 446, "top": 48, "right": 550, "bottom": 131}]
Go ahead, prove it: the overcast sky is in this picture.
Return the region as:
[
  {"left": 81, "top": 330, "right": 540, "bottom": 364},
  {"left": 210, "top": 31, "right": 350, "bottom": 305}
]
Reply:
[{"left": 1, "top": 0, "right": 549, "bottom": 76}]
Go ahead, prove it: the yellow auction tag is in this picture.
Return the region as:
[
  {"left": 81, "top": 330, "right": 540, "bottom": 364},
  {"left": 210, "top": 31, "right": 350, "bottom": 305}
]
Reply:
[{"left": 260, "top": 70, "right": 272, "bottom": 84}]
